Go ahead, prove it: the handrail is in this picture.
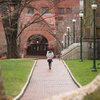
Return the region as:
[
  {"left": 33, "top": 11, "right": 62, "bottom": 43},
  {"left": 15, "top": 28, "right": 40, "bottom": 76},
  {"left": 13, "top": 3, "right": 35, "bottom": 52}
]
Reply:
[{"left": 61, "top": 43, "right": 80, "bottom": 57}]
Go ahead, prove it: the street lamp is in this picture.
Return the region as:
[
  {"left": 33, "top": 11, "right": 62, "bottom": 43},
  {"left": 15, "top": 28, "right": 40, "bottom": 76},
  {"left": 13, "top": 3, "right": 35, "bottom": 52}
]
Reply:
[
  {"left": 67, "top": 27, "right": 70, "bottom": 46},
  {"left": 64, "top": 33, "right": 67, "bottom": 48},
  {"left": 91, "top": 3, "right": 97, "bottom": 71},
  {"left": 79, "top": 11, "right": 83, "bottom": 62},
  {"left": 72, "top": 19, "right": 76, "bottom": 43}
]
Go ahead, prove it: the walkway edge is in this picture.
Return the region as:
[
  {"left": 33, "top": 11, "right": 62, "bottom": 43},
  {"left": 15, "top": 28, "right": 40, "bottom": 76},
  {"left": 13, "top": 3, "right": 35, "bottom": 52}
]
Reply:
[
  {"left": 62, "top": 60, "right": 82, "bottom": 88},
  {"left": 13, "top": 60, "right": 37, "bottom": 100}
]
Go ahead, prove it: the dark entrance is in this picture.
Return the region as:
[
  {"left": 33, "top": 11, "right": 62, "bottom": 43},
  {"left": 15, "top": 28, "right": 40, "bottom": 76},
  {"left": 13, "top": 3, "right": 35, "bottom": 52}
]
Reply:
[{"left": 27, "top": 35, "right": 48, "bottom": 55}]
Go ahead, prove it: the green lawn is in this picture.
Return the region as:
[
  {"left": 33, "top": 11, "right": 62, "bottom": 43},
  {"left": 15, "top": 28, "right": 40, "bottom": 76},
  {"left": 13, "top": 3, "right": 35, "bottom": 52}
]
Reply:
[
  {"left": 65, "top": 60, "right": 100, "bottom": 86},
  {"left": 0, "top": 58, "right": 34, "bottom": 99}
]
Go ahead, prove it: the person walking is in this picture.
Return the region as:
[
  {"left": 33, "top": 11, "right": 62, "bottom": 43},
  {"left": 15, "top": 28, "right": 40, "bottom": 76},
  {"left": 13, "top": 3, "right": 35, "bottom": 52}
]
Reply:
[{"left": 46, "top": 50, "right": 54, "bottom": 70}]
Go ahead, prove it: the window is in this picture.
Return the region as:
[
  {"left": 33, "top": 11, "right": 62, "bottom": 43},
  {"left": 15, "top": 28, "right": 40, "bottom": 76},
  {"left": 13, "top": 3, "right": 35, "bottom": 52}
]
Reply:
[
  {"left": 41, "top": 7, "right": 49, "bottom": 14},
  {"left": 66, "top": 8, "right": 72, "bottom": 14},
  {"left": 27, "top": 6, "right": 34, "bottom": 14},
  {"left": 57, "top": 8, "right": 64, "bottom": 14},
  {"left": 54, "top": 0, "right": 60, "bottom": 3}
]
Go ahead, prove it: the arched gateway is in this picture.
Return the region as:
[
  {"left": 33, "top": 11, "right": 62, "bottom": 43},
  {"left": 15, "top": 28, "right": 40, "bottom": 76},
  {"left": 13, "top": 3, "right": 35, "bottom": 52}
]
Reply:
[{"left": 27, "top": 34, "right": 48, "bottom": 56}]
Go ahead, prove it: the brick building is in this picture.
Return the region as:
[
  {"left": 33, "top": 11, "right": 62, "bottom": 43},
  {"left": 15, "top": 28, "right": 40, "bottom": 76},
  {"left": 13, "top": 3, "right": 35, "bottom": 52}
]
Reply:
[{"left": 0, "top": 0, "right": 80, "bottom": 57}]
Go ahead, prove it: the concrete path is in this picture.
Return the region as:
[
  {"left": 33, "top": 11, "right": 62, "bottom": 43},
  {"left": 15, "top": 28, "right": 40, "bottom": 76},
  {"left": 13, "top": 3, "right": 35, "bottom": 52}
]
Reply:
[{"left": 20, "top": 59, "right": 78, "bottom": 100}]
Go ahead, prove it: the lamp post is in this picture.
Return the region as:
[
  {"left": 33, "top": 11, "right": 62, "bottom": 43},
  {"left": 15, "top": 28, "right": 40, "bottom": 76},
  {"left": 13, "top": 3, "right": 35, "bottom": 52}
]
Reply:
[
  {"left": 67, "top": 27, "right": 70, "bottom": 46},
  {"left": 79, "top": 11, "right": 83, "bottom": 62},
  {"left": 91, "top": 3, "right": 97, "bottom": 71},
  {"left": 72, "top": 19, "right": 76, "bottom": 43},
  {"left": 64, "top": 33, "right": 67, "bottom": 48}
]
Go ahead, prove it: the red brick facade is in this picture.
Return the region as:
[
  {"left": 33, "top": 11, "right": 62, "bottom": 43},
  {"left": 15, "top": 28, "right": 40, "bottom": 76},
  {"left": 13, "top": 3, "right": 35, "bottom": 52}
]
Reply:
[{"left": 0, "top": 0, "right": 79, "bottom": 56}]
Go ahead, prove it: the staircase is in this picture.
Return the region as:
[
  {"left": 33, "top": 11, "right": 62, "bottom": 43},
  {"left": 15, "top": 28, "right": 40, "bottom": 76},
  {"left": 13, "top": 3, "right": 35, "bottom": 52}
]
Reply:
[{"left": 61, "top": 42, "right": 89, "bottom": 60}]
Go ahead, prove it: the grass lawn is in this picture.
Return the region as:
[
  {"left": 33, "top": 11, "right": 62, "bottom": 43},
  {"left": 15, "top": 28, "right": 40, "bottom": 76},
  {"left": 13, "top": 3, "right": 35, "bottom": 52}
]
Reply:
[
  {"left": 65, "top": 60, "right": 100, "bottom": 86},
  {"left": 0, "top": 58, "right": 35, "bottom": 99}
]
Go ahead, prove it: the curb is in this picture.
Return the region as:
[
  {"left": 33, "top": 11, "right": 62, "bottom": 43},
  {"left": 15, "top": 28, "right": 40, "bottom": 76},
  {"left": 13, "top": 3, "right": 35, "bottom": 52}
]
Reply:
[
  {"left": 13, "top": 60, "right": 37, "bottom": 100},
  {"left": 62, "top": 60, "right": 82, "bottom": 88}
]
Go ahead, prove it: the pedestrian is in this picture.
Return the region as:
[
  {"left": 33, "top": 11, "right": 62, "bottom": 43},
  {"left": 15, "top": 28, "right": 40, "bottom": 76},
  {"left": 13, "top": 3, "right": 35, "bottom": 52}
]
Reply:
[{"left": 46, "top": 49, "right": 54, "bottom": 70}]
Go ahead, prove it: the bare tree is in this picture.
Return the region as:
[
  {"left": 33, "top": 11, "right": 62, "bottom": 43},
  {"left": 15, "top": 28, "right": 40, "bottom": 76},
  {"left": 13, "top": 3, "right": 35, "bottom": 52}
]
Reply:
[
  {"left": 0, "top": 0, "right": 64, "bottom": 58},
  {"left": 0, "top": 0, "right": 24, "bottom": 58}
]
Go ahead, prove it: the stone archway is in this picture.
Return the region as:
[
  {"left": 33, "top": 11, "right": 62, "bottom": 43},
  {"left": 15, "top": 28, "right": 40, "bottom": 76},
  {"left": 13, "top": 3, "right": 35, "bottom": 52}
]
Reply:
[{"left": 26, "top": 34, "right": 48, "bottom": 56}]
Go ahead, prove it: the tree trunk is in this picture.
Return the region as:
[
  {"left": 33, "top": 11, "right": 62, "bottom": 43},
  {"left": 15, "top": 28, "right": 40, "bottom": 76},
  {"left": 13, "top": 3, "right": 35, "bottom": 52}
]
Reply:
[
  {"left": 6, "top": 34, "right": 20, "bottom": 58},
  {"left": 5, "top": 14, "right": 20, "bottom": 58},
  {"left": 3, "top": 19, "right": 20, "bottom": 58},
  {"left": 1, "top": 2, "right": 20, "bottom": 58}
]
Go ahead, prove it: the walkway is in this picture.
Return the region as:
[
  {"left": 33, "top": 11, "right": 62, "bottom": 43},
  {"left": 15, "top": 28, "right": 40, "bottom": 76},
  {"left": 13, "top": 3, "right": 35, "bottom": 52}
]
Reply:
[{"left": 20, "top": 59, "right": 78, "bottom": 100}]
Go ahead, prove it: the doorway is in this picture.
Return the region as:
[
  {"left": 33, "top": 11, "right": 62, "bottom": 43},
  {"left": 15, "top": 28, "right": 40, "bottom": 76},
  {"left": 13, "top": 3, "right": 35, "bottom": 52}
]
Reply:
[{"left": 27, "top": 34, "right": 48, "bottom": 56}]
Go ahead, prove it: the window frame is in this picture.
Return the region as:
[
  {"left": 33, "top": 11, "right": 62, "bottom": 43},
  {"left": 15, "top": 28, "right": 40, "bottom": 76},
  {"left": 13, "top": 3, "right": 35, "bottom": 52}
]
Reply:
[
  {"left": 57, "top": 7, "right": 65, "bottom": 14},
  {"left": 41, "top": 7, "right": 50, "bottom": 14},
  {"left": 27, "top": 6, "right": 34, "bottom": 15},
  {"left": 66, "top": 7, "right": 72, "bottom": 14}
]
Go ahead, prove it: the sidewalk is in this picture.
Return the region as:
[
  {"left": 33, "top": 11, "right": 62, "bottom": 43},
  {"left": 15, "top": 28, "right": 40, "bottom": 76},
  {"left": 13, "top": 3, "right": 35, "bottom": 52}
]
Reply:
[{"left": 20, "top": 59, "right": 78, "bottom": 100}]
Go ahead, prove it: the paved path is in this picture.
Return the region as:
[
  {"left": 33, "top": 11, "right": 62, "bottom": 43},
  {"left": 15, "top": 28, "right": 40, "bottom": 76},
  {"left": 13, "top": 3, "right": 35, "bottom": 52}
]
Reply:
[{"left": 20, "top": 59, "right": 78, "bottom": 100}]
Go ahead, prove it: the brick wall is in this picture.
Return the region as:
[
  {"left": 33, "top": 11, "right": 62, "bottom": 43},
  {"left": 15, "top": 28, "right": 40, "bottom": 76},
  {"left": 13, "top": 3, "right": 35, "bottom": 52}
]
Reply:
[{"left": 0, "top": 0, "right": 80, "bottom": 56}]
